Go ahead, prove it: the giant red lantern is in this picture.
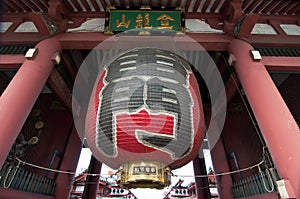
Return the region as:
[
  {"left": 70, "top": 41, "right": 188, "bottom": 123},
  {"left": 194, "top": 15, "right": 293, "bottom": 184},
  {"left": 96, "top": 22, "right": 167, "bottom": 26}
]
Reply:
[{"left": 86, "top": 48, "right": 204, "bottom": 189}]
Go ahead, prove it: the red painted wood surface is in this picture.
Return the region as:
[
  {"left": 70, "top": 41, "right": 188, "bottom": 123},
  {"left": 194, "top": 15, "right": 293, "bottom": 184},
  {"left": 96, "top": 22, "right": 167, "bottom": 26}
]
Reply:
[
  {"left": 228, "top": 39, "right": 300, "bottom": 198},
  {"left": 0, "top": 36, "right": 62, "bottom": 169},
  {"left": 0, "top": 187, "right": 55, "bottom": 199}
]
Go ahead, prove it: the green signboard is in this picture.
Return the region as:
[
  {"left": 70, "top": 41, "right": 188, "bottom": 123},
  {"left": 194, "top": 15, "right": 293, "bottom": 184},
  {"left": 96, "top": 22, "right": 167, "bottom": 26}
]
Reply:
[{"left": 104, "top": 6, "right": 185, "bottom": 34}]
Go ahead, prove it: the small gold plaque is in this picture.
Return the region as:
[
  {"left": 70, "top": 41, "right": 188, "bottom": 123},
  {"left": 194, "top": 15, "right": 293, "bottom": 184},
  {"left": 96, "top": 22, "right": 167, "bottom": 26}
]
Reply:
[{"left": 117, "top": 161, "right": 171, "bottom": 189}]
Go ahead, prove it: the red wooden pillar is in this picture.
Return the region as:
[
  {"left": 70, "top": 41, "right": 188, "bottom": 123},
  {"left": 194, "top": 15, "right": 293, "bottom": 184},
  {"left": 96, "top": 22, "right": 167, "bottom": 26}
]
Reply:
[
  {"left": 0, "top": 37, "right": 62, "bottom": 169},
  {"left": 193, "top": 153, "right": 210, "bottom": 199},
  {"left": 82, "top": 156, "right": 102, "bottom": 199},
  {"left": 209, "top": 134, "right": 234, "bottom": 198},
  {"left": 228, "top": 39, "right": 300, "bottom": 198},
  {"left": 55, "top": 127, "right": 82, "bottom": 199}
]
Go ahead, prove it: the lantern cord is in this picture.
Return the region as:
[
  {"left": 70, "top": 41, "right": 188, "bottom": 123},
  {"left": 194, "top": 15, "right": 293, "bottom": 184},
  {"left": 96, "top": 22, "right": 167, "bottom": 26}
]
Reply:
[
  {"left": 258, "top": 163, "right": 275, "bottom": 193},
  {"left": 15, "top": 157, "right": 264, "bottom": 178},
  {"left": 15, "top": 157, "right": 106, "bottom": 176},
  {"left": 3, "top": 160, "right": 21, "bottom": 188},
  {"left": 173, "top": 159, "right": 264, "bottom": 178}
]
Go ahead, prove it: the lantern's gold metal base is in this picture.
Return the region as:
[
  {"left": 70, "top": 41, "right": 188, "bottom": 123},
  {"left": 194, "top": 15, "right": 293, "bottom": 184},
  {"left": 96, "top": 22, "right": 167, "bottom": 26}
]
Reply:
[{"left": 116, "top": 161, "right": 171, "bottom": 189}]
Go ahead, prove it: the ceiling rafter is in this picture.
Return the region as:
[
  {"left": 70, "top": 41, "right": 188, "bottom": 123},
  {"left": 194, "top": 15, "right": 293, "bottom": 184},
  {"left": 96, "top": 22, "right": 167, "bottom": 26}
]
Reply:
[
  {"left": 32, "top": 0, "right": 48, "bottom": 11},
  {"left": 218, "top": 0, "right": 228, "bottom": 16},
  {"left": 278, "top": 1, "right": 296, "bottom": 14},
  {"left": 244, "top": 0, "right": 262, "bottom": 14},
  {"left": 3, "top": 1, "right": 22, "bottom": 12},
  {"left": 286, "top": 2, "right": 300, "bottom": 15},
  {"left": 22, "top": 0, "right": 41, "bottom": 11},
  {"left": 193, "top": 0, "right": 201, "bottom": 13},
  {"left": 0, "top": 4, "right": 6, "bottom": 12},
  {"left": 40, "top": 0, "right": 49, "bottom": 7},
  {"left": 63, "top": 0, "right": 76, "bottom": 11},
  {"left": 210, "top": 0, "right": 221, "bottom": 13},
  {"left": 253, "top": 0, "right": 271, "bottom": 14},
  {"left": 99, "top": 0, "right": 107, "bottom": 9},
  {"left": 167, "top": 0, "right": 172, "bottom": 7},
  {"left": 1, "top": 0, "right": 300, "bottom": 16},
  {"left": 70, "top": 0, "right": 82, "bottom": 11},
  {"left": 90, "top": 0, "right": 101, "bottom": 11},
  {"left": 185, "top": 0, "right": 192, "bottom": 12},
  {"left": 261, "top": 1, "right": 281, "bottom": 14},
  {"left": 176, "top": 0, "right": 182, "bottom": 7},
  {"left": 79, "top": 0, "right": 92, "bottom": 11},
  {"left": 11, "top": 0, "right": 29, "bottom": 12},
  {"left": 109, "top": 0, "right": 115, "bottom": 6},
  {"left": 242, "top": 0, "right": 253, "bottom": 10},
  {"left": 158, "top": 0, "right": 163, "bottom": 7},
  {"left": 201, "top": 0, "right": 212, "bottom": 13},
  {"left": 270, "top": 0, "right": 291, "bottom": 15}
]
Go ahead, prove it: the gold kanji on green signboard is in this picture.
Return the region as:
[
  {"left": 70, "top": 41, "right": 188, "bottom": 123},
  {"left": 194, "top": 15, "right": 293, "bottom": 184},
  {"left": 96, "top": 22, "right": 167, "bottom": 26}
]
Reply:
[
  {"left": 116, "top": 14, "right": 130, "bottom": 28},
  {"left": 157, "top": 14, "right": 174, "bottom": 30},
  {"left": 104, "top": 6, "right": 185, "bottom": 34}
]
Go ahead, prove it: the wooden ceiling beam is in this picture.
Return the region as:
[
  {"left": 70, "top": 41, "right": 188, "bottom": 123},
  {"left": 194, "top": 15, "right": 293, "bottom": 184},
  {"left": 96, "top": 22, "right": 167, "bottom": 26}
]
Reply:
[
  {"left": 249, "top": 34, "right": 300, "bottom": 48},
  {"left": 176, "top": 0, "right": 182, "bottom": 7},
  {"left": 11, "top": 0, "right": 30, "bottom": 12},
  {"left": 261, "top": 0, "right": 280, "bottom": 14},
  {"left": 202, "top": 0, "right": 212, "bottom": 13},
  {"left": 244, "top": 0, "right": 261, "bottom": 13},
  {"left": 28, "top": 12, "right": 55, "bottom": 36},
  {"left": 210, "top": 0, "right": 221, "bottom": 13},
  {"left": 90, "top": 0, "right": 101, "bottom": 11},
  {"left": 32, "top": 0, "right": 48, "bottom": 11},
  {"left": 241, "top": 0, "right": 253, "bottom": 10},
  {"left": 3, "top": 1, "right": 22, "bottom": 12},
  {"left": 270, "top": 1, "right": 290, "bottom": 15},
  {"left": 253, "top": 0, "right": 271, "bottom": 13},
  {"left": 99, "top": 0, "right": 107, "bottom": 8},
  {"left": 5, "top": 20, "right": 24, "bottom": 33},
  {"left": 262, "top": 56, "right": 300, "bottom": 72},
  {"left": 0, "top": 33, "right": 43, "bottom": 45},
  {"left": 236, "top": 14, "right": 259, "bottom": 39},
  {"left": 287, "top": 2, "right": 300, "bottom": 14},
  {"left": 278, "top": 1, "right": 297, "bottom": 14},
  {"left": 1, "top": 30, "right": 300, "bottom": 50},
  {"left": 79, "top": 0, "right": 92, "bottom": 11},
  {"left": 0, "top": 55, "right": 25, "bottom": 69},
  {"left": 70, "top": 0, "right": 82, "bottom": 11},
  {"left": 193, "top": 0, "right": 201, "bottom": 13},
  {"left": 25, "top": 0, "right": 42, "bottom": 11},
  {"left": 185, "top": 0, "right": 192, "bottom": 12}
]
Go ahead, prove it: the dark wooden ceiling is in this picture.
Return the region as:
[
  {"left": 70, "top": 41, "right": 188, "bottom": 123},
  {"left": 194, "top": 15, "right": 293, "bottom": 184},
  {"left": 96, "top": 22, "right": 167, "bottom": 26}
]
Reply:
[
  {"left": 1, "top": 0, "right": 299, "bottom": 40},
  {"left": 1, "top": 0, "right": 300, "bottom": 15}
]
